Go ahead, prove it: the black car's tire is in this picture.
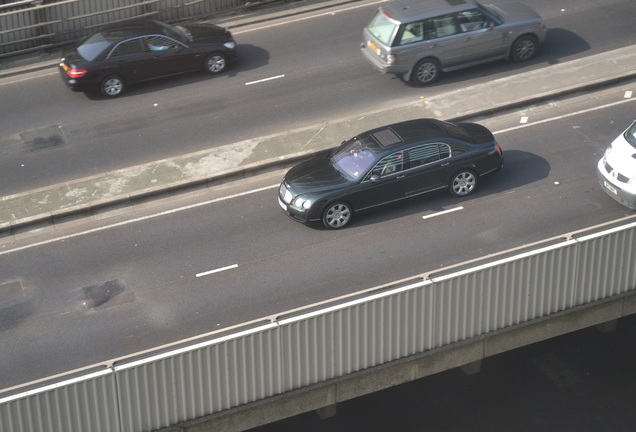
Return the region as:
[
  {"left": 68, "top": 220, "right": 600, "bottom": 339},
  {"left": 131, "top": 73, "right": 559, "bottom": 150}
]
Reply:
[
  {"left": 204, "top": 53, "right": 227, "bottom": 74},
  {"left": 322, "top": 202, "right": 353, "bottom": 229},
  {"left": 511, "top": 35, "right": 538, "bottom": 62},
  {"left": 100, "top": 76, "right": 125, "bottom": 97},
  {"left": 410, "top": 58, "right": 440, "bottom": 86},
  {"left": 449, "top": 170, "right": 478, "bottom": 197}
]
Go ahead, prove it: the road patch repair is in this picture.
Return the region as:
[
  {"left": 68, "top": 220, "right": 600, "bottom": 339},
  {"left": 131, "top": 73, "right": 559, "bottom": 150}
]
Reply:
[
  {"left": 20, "top": 125, "right": 67, "bottom": 152},
  {"left": 82, "top": 279, "right": 134, "bottom": 310}
]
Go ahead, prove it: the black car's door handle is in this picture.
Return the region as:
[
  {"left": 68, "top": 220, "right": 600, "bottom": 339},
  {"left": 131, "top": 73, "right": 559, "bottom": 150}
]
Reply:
[
  {"left": 396, "top": 174, "right": 406, "bottom": 179},
  {"left": 441, "top": 162, "right": 450, "bottom": 166}
]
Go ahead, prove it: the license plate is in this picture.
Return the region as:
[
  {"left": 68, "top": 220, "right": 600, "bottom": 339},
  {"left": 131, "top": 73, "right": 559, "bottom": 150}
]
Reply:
[
  {"left": 278, "top": 197, "right": 287, "bottom": 211},
  {"left": 368, "top": 41, "right": 381, "bottom": 55},
  {"left": 61, "top": 63, "right": 68, "bottom": 71},
  {"left": 604, "top": 181, "right": 618, "bottom": 195}
]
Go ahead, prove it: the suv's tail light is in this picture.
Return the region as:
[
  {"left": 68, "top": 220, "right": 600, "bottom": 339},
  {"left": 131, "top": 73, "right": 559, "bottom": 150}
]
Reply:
[{"left": 67, "top": 68, "right": 87, "bottom": 78}]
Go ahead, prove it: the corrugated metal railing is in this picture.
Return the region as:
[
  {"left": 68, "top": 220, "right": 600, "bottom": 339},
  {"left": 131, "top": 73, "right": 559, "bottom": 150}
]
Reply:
[
  {"left": 1, "top": 219, "right": 635, "bottom": 432},
  {"left": 0, "top": 0, "right": 268, "bottom": 58}
]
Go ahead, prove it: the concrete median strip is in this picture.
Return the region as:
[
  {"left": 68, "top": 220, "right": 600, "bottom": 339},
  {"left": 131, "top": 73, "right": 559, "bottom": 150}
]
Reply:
[{"left": 2, "top": 44, "right": 636, "bottom": 236}]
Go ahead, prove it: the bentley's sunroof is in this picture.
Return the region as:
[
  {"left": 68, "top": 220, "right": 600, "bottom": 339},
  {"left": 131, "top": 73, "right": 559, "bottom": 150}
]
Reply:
[{"left": 371, "top": 128, "right": 403, "bottom": 148}]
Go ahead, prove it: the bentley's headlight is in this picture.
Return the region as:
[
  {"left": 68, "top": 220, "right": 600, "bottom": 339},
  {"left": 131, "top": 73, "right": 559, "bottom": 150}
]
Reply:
[{"left": 293, "top": 197, "right": 312, "bottom": 210}]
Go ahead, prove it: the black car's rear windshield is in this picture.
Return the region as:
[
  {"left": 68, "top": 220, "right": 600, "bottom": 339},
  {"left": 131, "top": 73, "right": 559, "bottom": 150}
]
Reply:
[
  {"left": 77, "top": 33, "right": 110, "bottom": 61},
  {"left": 431, "top": 120, "right": 472, "bottom": 140},
  {"left": 434, "top": 119, "right": 495, "bottom": 144}
]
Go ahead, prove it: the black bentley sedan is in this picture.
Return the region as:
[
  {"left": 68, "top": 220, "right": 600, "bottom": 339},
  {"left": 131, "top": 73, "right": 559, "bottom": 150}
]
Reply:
[
  {"left": 278, "top": 119, "right": 503, "bottom": 229},
  {"left": 58, "top": 19, "right": 237, "bottom": 97}
]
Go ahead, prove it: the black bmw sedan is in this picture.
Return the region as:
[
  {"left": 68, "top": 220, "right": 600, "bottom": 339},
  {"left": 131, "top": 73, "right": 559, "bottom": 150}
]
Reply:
[
  {"left": 58, "top": 19, "right": 237, "bottom": 97},
  {"left": 278, "top": 119, "right": 503, "bottom": 229}
]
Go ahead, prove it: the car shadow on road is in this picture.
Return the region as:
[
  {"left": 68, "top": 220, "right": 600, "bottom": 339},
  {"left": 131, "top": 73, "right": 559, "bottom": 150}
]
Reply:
[
  {"left": 83, "top": 44, "right": 270, "bottom": 100},
  {"left": 315, "top": 150, "right": 550, "bottom": 230},
  {"left": 403, "top": 28, "right": 590, "bottom": 89},
  {"left": 230, "top": 43, "right": 270, "bottom": 73}
]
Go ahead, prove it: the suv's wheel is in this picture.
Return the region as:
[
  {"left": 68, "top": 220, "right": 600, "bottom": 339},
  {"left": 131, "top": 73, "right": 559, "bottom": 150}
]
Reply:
[
  {"left": 204, "top": 53, "right": 227, "bottom": 74},
  {"left": 322, "top": 202, "right": 353, "bottom": 229},
  {"left": 410, "top": 58, "right": 440, "bottom": 86},
  {"left": 511, "top": 35, "right": 538, "bottom": 62},
  {"left": 449, "top": 170, "right": 478, "bottom": 197},
  {"left": 100, "top": 76, "right": 124, "bottom": 97}
]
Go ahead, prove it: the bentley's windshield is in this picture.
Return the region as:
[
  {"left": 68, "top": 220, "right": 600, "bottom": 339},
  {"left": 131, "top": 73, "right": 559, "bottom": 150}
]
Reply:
[{"left": 330, "top": 139, "right": 378, "bottom": 180}]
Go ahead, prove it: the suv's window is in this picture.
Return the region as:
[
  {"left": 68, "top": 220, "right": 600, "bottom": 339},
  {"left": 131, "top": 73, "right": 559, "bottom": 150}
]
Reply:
[
  {"left": 398, "top": 22, "right": 423, "bottom": 45},
  {"left": 457, "top": 9, "right": 492, "bottom": 32},
  {"left": 397, "top": 21, "right": 437, "bottom": 45},
  {"left": 110, "top": 39, "right": 147, "bottom": 57},
  {"left": 372, "top": 152, "right": 404, "bottom": 177},
  {"left": 367, "top": 11, "right": 399, "bottom": 45},
  {"left": 431, "top": 14, "right": 459, "bottom": 38}
]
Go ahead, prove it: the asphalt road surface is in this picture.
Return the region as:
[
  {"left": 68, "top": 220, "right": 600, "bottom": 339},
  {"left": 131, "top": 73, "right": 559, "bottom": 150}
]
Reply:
[
  {"left": 1, "top": 83, "right": 635, "bottom": 389},
  {"left": 0, "top": 0, "right": 635, "bottom": 194}
]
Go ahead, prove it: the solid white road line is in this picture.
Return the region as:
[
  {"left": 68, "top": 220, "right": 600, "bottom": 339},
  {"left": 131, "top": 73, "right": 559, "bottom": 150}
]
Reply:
[
  {"left": 196, "top": 264, "right": 238, "bottom": 278},
  {"left": 422, "top": 206, "right": 464, "bottom": 220},
  {"left": 245, "top": 75, "right": 285, "bottom": 85}
]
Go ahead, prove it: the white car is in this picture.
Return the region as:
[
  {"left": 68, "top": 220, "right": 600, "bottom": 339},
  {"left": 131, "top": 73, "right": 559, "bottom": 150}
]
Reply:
[{"left": 597, "top": 120, "right": 636, "bottom": 210}]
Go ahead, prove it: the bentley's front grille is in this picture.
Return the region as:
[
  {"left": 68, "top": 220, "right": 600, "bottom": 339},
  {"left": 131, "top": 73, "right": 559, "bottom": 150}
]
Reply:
[{"left": 279, "top": 183, "right": 293, "bottom": 204}]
